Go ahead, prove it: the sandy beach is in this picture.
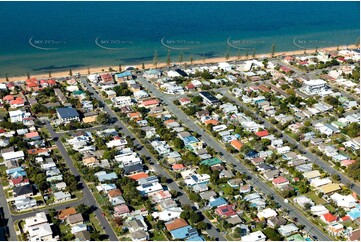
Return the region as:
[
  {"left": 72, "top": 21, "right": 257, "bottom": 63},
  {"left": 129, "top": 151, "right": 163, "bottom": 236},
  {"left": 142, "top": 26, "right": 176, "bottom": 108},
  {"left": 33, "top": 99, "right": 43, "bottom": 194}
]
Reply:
[{"left": 1, "top": 45, "right": 357, "bottom": 83}]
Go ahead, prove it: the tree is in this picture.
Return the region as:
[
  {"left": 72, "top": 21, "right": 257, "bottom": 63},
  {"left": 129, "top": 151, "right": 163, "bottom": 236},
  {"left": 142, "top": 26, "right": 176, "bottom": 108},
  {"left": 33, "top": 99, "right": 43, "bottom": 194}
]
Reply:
[
  {"left": 5, "top": 73, "right": 9, "bottom": 82},
  {"left": 263, "top": 228, "right": 282, "bottom": 241},
  {"left": 173, "top": 138, "right": 184, "bottom": 150},
  {"left": 87, "top": 67, "right": 90, "bottom": 74},
  {"left": 196, "top": 221, "right": 208, "bottom": 230},
  {"left": 189, "top": 211, "right": 201, "bottom": 224},
  {"left": 96, "top": 112, "right": 111, "bottom": 125},
  {"left": 252, "top": 48, "right": 256, "bottom": 58},
  {"left": 166, "top": 49, "right": 171, "bottom": 66},
  {"left": 271, "top": 42, "right": 276, "bottom": 57},
  {"left": 237, "top": 49, "right": 241, "bottom": 60},
  {"left": 153, "top": 50, "right": 159, "bottom": 68},
  {"left": 179, "top": 51, "right": 184, "bottom": 64},
  {"left": 142, "top": 63, "right": 145, "bottom": 70},
  {"left": 304, "top": 203, "right": 312, "bottom": 210},
  {"left": 356, "top": 37, "right": 360, "bottom": 48},
  {"left": 118, "top": 64, "right": 122, "bottom": 72},
  {"left": 331, "top": 173, "right": 341, "bottom": 181},
  {"left": 48, "top": 70, "right": 51, "bottom": 78},
  {"left": 245, "top": 50, "right": 249, "bottom": 59},
  {"left": 225, "top": 47, "right": 230, "bottom": 61},
  {"left": 224, "top": 184, "right": 235, "bottom": 196},
  {"left": 190, "top": 54, "right": 194, "bottom": 65},
  {"left": 27, "top": 72, "right": 30, "bottom": 79},
  {"left": 69, "top": 69, "right": 72, "bottom": 76}
]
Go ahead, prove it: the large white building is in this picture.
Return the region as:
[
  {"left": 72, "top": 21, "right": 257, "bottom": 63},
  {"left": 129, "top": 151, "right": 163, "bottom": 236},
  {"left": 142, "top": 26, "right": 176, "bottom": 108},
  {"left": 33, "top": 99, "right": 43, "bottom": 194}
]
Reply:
[{"left": 301, "top": 79, "right": 330, "bottom": 95}]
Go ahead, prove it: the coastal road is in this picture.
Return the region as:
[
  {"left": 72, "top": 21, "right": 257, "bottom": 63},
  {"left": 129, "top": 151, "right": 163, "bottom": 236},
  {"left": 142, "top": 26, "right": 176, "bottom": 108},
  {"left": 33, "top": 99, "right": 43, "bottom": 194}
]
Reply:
[
  {"left": 136, "top": 76, "right": 332, "bottom": 241},
  {"left": 0, "top": 184, "right": 16, "bottom": 241},
  {"left": 219, "top": 89, "right": 360, "bottom": 194},
  {"left": 80, "top": 78, "right": 226, "bottom": 241},
  {"left": 45, "top": 122, "right": 119, "bottom": 241}
]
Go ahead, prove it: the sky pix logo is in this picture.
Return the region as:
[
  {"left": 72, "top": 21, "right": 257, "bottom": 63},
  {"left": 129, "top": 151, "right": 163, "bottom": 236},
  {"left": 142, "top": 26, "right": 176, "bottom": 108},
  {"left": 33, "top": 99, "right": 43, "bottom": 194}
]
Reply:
[{"left": 28, "top": 36, "right": 66, "bottom": 51}]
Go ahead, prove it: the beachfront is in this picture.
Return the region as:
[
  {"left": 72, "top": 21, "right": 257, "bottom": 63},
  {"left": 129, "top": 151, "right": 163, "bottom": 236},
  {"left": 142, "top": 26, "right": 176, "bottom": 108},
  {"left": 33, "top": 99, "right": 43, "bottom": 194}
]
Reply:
[{"left": 2, "top": 45, "right": 357, "bottom": 83}]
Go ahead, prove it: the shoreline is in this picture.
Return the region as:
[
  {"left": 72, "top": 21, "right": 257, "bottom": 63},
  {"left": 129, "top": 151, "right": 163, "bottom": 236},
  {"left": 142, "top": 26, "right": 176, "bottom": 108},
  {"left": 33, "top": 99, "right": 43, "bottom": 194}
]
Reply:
[{"left": 1, "top": 44, "right": 357, "bottom": 83}]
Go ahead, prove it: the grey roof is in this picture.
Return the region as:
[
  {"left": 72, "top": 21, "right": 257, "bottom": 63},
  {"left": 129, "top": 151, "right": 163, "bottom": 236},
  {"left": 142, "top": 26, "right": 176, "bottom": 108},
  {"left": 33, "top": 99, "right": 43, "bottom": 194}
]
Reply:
[
  {"left": 13, "top": 184, "right": 33, "bottom": 196},
  {"left": 57, "top": 108, "right": 79, "bottom": 119},
  {"left": 67, "top": 213, "right": 84, "bottom": 224}
]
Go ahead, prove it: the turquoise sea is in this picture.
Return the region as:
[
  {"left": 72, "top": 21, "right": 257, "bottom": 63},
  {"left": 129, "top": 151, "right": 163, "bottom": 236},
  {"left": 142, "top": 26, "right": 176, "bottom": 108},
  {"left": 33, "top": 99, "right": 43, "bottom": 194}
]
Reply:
[{"left": 0, "top": 1, "right": 359, "bottom": 77}]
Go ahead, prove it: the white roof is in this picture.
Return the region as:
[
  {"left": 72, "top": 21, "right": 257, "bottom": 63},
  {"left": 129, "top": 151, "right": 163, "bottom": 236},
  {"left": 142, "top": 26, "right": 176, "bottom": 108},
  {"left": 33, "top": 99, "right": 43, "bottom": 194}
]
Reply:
[
  {"left": 311, "top": 205, "right": 329, "bottom": 216},
  {"left": 2, "top": 150, "right": 25, "bottom": 161},
  {"left": 9, "top": 110, "right": 24, "bottom": 116},
  {"left": 330, "top": 193, "right": 357, "bottom": 208},
  {"left": 242, "top": 231, "right": 266, "bottom": 241},
  {"left": 257, "top": 208, "right": 277, "bottom": 219},
  {"left": 304, "top": 79, "right": 326, "bottom": 86}
]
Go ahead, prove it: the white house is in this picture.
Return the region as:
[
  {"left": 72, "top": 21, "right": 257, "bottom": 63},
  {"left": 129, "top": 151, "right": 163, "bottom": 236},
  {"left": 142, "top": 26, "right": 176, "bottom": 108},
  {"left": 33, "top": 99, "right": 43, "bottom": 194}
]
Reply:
[
  {"left": 241, "top": 231, "right": 266, "bottom": 241},
  {"left": 2, "top": 150, "right": 25, "bottom": 162},
  {"left": 257, "top": 208, "right": 277, "bottom": 220},
  {"left": 111, "top": 96, "right": 132, "bottom": 107},
  {"left": 14, "top": 197, "right": 37, "bottom": 210},
  {"left": 9, "top": 110, "right": 26, "bottom": 123},
  {"left": 330, "top": 193, "right": 358, "bottom": 209},
  {"left": 301, "top": 79, "right": 330, "bottom": 95}
]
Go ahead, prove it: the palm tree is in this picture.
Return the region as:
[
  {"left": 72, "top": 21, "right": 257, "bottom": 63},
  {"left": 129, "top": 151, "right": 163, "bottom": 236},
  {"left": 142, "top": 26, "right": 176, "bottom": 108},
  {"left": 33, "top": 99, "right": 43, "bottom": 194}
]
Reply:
[
  {"left": 179, "top": 51, "right": 184, "bottom": 64},
  {"left": 166, "top": 48, "right": 171, "bottom": 66},
  {"left": 252, "top": 48, "right": 256, "bottom": 58},
  {"left": 153, "top": 50, "right": 159, "bottom": 68},
  {"left": 119, "top": 64, "right": 122, "bottom": 72},
  {"left": 48, "top": 70, "right": 51, "bottom": 78},
  {"left": 225, "top": 47, "right": 230, "bottom": 61},
  {"left": 142, "top": 63, "right": 145, "bottom": 70},
  {"left": 26, "top": 72, "right": 30, "bottom": 79},
  {"left": 87, "top": 67, "right": 90, "bottom": 75},
  {"left": 190, "top": 54, "right": 194, "bottom": 65},
  {"left": 5, "top": 73, "right": 9, "bottom": 82},
  {"left": 271, "top": 42, "right": 276, "bottom": 57},
  {"left": 237, "top": 49, "right": 241, "bottom": 60},
  {"left": 69, "top": 69, "right": 72, "bottom": 76},
  {"left": 356, "top": 38, "right": 360, "bottom": 49}
]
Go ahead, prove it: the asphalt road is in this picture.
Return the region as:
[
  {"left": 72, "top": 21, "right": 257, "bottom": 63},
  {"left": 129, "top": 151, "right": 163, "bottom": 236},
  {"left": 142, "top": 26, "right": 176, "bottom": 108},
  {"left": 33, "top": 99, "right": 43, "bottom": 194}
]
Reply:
[
  {"left": 136, "top": 76, "right": 332, "bottom": 241},
  {"left": 80, "top": 78, "right": 226, "bottom": 241},
  {"left": 0, "top": 184, "right": 16, "bottom": 241},
  {"left": 219, "top": 89, "right": 360, "bottom": 194},
  {"left": 45, "top": 122, "right": 119, "bottom": 241}
]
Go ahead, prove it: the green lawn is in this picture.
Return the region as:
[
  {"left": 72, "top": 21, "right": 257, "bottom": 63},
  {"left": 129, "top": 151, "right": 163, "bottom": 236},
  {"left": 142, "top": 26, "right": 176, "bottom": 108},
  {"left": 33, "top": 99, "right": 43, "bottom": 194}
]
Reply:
[
  {"left": 88, "top": 213, "right": 106, "bottom": 235},
  {"left": 150, "top": 230, "right": 167, "bottom": 241},
  {"left": 324, "top": 203, "right": 336, "bottom": 213},
  {"left": 306, "top": 191, "right": 326, "bottom": 205}
]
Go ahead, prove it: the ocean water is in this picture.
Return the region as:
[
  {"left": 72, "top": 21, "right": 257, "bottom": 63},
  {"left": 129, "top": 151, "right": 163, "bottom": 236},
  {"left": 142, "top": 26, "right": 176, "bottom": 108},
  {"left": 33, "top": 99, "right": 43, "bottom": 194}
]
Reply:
[{"left": 0, "top": 1, "right": 359, "bottom": 77}]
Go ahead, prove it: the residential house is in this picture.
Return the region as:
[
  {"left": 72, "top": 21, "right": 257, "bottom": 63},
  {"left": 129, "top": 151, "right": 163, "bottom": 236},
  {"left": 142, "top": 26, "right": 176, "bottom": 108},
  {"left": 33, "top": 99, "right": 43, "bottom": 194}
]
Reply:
[
  {"left": 56, "top": 108, "right": 80, "bottom": 123},
  {"left": 278, "top": 223, "right": 299, "bottom": 237},
  {"left": 67, "top": 213, "right": 84, "bottom": 226},
  {"left": 108, "top": 189, "right": 125, "bottom": 206}
]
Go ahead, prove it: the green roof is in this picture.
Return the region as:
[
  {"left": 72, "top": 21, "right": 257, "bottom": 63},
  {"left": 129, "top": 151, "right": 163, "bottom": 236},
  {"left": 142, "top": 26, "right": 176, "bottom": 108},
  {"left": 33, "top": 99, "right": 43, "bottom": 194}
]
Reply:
[
  {"left": 200, "top": 158, "right": 222, "bottom": 167},
  {"left": 332, "top": 121, "right": 347, "bottom": 128},
  {"left": 286, "top": 234, "right": 305, "bottom": 241},
  {"left": 338, "top": 97, "right": 348, "bottom": 103},
  {"left": 73, "top": 90, "right": 85, "bottom": 95}
]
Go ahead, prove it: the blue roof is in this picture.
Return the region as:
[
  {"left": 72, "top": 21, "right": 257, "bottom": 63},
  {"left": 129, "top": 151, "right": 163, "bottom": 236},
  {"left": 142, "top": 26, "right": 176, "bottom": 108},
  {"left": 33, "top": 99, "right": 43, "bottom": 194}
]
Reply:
[
  {"left": 246, "top": 150, "right": 259, "bottom": 157},
  {"left": 183, "top": 136, "right": 199, "bottom": 144},
  {"left": 187, "top": 235, "right": 205, "bottom": 241},
  {"left": 208, "top": 197, "right": 227, "bottom": 208},
  {"left": 347, "top": 205, "right": 360, "bottom": 220},
  {"left": 116, "top": 71, "right": 132, "bottom": 78},
  {"left": 57, "top": 107, "right": 79, "bottom": 119},
  {"left": 97, "top": 172, "right": 118, "bottom": 182},
  {"left": 171, "top": 226, "right": 198, "bottom": 239},
  {"left": 6, "top": 167, "right": 25, "bottom": 175}
]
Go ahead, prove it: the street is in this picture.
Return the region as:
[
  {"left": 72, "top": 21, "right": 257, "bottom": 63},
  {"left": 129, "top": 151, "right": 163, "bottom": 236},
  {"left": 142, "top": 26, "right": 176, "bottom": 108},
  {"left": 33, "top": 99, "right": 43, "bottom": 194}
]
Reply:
[
  {"left": 219, "top": 89, "right": 360, "bottom": 194},
  {"left": 136, "top": 76, "right": 332, "bottom": 241},
  {"left": 80, "top": 78, "right": 226, "bottom": 241},
  {"left": 45, "top": 122, "right": 119, "bottom": 241}
]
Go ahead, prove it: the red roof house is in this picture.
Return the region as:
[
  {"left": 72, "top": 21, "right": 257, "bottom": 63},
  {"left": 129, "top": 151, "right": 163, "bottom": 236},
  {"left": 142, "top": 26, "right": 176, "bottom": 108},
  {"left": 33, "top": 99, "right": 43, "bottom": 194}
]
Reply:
[
  {"left": 3, "top": 95, "right": 14, "bottom": 102},
  {"left": 215, "top": 205, "right": 237, "bottom": 218},
  {"left": 255, "top": 130, "right": 269, "bottom": 137},
  {"left": 321, "top": 213, "right": 337, "bottom": 224},
  {"left": 272, "top": 176, "right": 289, "bottom": 188}
]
